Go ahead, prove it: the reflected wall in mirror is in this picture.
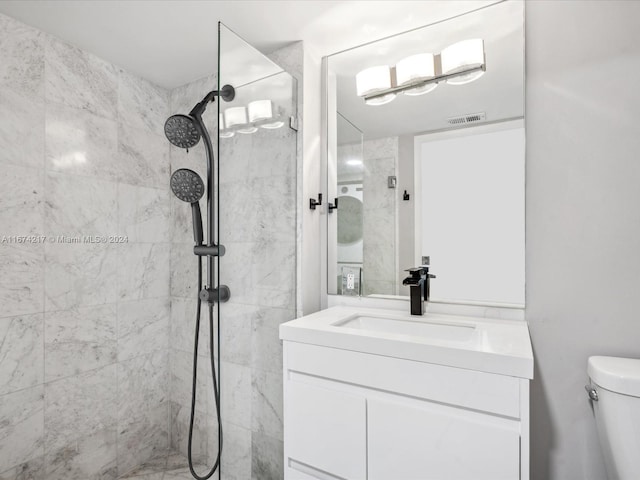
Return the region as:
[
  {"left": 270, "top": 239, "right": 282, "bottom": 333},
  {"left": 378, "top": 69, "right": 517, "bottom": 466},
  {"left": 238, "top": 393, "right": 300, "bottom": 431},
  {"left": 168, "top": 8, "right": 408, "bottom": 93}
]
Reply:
[{"left": 326, "top": 0, "right": 524, "bottom": 305}]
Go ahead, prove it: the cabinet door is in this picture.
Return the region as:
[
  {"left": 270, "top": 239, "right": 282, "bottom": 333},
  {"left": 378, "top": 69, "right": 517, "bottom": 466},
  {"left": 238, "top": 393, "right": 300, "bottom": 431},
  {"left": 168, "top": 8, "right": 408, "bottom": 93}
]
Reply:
[
  {"left": 285, "top": 379, "right": 366, "bottom": 480},
  {"left": 368, "top": 396, "right": 520, "bottom": 480}
]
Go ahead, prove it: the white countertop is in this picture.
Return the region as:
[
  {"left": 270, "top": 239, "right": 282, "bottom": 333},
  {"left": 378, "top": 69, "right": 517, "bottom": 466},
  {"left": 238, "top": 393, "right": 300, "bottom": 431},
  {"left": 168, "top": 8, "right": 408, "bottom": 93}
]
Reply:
[{"left": 280, "top": 306, "right": 534, "bottom": 379}]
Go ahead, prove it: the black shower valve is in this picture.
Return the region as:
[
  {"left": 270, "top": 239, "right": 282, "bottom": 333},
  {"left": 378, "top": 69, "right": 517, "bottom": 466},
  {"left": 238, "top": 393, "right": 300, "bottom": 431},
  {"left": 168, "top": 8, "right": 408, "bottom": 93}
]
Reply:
[
  {"left": 199, "top": 288, "right": 215, "bottom": 303},
  {"left": 199, "top": 285, "right": 230, "bottom": 304}
]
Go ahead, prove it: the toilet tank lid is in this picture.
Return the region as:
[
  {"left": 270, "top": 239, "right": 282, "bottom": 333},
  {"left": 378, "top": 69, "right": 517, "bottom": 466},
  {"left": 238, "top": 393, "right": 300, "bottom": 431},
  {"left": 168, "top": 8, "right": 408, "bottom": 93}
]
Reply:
[{"left": 588, "top": 356, "right": 640, "bottom": 397}]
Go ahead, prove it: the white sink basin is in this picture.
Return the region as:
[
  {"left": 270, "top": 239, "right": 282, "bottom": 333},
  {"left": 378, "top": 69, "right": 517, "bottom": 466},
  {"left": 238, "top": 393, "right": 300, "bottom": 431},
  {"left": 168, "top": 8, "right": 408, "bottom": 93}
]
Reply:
[
  {"left": 333, "top": 314, "right": 476, "bottom": 343},
  {"left": 280, "top": 306, "right": 534, "bottom": 379}
]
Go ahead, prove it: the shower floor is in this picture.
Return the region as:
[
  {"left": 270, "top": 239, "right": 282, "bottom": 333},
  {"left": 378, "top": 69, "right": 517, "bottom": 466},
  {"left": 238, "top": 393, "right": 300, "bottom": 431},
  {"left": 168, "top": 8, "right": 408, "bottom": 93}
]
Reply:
[{"left": 119, "top": 450, "right": 207, "bottom": 480}]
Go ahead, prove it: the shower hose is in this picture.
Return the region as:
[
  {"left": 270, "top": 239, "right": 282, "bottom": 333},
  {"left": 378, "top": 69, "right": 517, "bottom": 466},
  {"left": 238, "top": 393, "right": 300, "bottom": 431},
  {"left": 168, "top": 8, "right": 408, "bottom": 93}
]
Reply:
[{"left": 188, "top": 256, "right": 222, "bottom": 479}]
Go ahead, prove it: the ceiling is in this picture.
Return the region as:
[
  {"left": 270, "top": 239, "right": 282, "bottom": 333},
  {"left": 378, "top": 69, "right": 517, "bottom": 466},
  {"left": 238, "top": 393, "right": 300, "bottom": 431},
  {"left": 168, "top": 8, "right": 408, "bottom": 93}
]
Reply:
[
  {"left": 330, "top": 0, "right": 524, "bottom": 142},
  {"left": 0, "top": 0, "right": 498, "bottom": 89}
]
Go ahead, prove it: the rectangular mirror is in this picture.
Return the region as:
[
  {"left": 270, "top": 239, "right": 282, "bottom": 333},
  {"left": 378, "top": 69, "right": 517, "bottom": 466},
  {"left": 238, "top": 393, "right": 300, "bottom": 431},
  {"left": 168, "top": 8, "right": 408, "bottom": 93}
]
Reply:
[{"left": 325, "top": 0, "right": 525, "bottom": 306}]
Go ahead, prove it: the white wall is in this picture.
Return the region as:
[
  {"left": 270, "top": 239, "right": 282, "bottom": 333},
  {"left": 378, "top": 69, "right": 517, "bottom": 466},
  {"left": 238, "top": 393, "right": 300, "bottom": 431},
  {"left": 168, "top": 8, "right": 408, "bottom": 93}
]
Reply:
[
  {"left": 526, "top": 1, "right": 640, "bottom": 479},
  {"left": 303, "top": 46, "right": 324, "bottom": 314},
  {"left": 398, "top": 135, "right": 415, "bottom": 296}
]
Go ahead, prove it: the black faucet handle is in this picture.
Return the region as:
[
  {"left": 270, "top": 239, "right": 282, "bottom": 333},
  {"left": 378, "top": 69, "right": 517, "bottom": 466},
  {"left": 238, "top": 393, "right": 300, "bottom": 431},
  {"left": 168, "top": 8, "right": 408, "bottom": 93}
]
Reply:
[
  {"left": 403, "top": 267, "right": 426, "bottom": 285},
  {"left": 405, "top": 267, "right": 427, "bottom": 274}
]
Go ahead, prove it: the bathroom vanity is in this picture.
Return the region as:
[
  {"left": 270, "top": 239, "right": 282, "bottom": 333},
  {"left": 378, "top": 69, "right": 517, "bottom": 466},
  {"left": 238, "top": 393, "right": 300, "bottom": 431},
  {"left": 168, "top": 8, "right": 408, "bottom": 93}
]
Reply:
[{"left": 280, "top": 306, "right": 533, "bottom": 480}]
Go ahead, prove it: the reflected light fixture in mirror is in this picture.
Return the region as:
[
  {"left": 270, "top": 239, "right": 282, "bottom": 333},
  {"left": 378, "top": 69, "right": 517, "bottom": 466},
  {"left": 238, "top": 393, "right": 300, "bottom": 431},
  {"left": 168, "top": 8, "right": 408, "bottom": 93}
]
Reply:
[
  {"left": 261, "top": 120, "right": 284, "bottom": 129},
  {"left": 238, "top": 125, "right": 258, "bottom": 134},
  {"left": 225, "top": 106, "right": 257, "bottom": 134},
  {"left": 247, "top": 99, "right": 285, "bottom": 130},
  {"left": 396, "top": 53, "right": 437, "bottom": 95},
  {"left": 441, "top": 39, "right": 485, "bottom": 85},
  {"left": 219, "top": 113, "right": 234, "bottom": 138},
  {"left": 248, "top": 99, "right": 272, "bottom": 122},
  {"left": 225, "top": 106, "right": 247, "bottom": 127},
  {"left": 356, "top": 65, "right": 396, "bottom": 106}
]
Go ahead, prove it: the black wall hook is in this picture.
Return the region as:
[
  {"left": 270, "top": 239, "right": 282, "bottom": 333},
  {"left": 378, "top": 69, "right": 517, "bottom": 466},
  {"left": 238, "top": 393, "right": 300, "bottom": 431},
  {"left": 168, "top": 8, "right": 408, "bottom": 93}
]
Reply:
[
  {"left": 328, "top": 198, "right": 338, "bottom": 212},
  {"left": 403, "top": 190, "right": 410, "bottom": 201},
  {"left": 310, "top": 193, "right": 323, "bottom": 210}
]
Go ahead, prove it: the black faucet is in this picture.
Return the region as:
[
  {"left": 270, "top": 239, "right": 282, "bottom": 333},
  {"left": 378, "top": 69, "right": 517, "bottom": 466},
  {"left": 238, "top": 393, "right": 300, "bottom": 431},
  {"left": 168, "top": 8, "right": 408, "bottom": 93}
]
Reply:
[{"left": 402, "top": 266, "right": 436, "bottom": 316}]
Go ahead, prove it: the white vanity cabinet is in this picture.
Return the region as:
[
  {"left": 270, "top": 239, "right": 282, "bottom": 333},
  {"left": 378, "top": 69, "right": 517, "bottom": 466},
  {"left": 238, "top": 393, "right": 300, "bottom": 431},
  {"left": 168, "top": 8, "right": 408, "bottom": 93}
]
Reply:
[{"left": 282, "top": 342, "right": 530, "bottom": 480}]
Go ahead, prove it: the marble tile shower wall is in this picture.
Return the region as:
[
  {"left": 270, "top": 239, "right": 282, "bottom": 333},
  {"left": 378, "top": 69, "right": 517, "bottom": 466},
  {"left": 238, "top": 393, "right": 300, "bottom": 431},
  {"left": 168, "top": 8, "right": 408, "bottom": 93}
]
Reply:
[
  {"left": 0, "top": 13, "right": 171, "bottom": 479},
  {"left": 168, "top": 44, "right": 300, "bottom": 480}
]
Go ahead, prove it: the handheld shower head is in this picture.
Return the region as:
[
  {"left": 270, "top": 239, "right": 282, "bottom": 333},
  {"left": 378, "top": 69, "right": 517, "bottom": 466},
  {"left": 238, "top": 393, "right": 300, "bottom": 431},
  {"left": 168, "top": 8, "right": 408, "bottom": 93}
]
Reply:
[
  {"left": 165, "top": 114, "right": 201, "bottom": 149},
  {"left": 170, "top": 169, "right": 205, "bottom": 245},
  {"left": 170, "top": 168, "right": 205, "bottom": 203}
]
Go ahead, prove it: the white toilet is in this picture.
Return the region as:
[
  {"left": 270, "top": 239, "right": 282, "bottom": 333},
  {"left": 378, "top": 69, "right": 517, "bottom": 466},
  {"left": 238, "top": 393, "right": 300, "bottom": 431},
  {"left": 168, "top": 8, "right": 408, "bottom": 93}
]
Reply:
[{"left": 587, "top": 356, "right": 640, "bottom": 480}]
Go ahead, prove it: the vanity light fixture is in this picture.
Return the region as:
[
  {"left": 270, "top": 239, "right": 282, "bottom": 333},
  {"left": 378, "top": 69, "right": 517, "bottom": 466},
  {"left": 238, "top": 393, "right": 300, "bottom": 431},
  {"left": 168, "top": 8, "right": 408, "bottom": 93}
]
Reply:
[
  {"left": 395, "top": 53, "right": 437, "bottom": 96},
  {"left": 346, "top": 159, "right": 363, "bottom": 166},
  {"left": 356, "top": 39, "right": 486, "bottom": 105},
  {"left": 356, "top": 65, "right": 396, "bottom": 106},
  {"left": 441, "top": 39, "right": 485, "bottom": 85}
]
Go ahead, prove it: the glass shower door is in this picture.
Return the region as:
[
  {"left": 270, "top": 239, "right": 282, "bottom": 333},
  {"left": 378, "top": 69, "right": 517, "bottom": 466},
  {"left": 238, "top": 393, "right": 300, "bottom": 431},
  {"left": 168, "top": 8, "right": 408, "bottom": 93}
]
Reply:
[{"left": 214, "top": 22, "right": 298, "bottom": 479}]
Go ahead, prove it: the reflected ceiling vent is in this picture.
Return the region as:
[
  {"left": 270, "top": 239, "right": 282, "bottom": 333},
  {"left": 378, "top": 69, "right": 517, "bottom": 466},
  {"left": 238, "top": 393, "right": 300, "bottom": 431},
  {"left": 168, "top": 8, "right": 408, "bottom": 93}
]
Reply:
[{"left": 447, "top": 112, "right": 486, "bottom": 125}]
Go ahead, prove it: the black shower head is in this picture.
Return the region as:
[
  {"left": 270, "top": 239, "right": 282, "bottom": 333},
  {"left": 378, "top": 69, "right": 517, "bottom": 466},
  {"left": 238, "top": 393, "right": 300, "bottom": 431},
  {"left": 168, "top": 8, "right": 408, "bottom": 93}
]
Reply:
[
  {"left": 165, "top": 86, "right": 235, "bottom": 150},
  {"left": 165, "top": 114, "right": 201, "bottom": 149},
  {"left": 170, "top": 168, "right": 204, "bottom": 203},
  {"left": 170, "top": 169, "right": 205, "bottom": 246}
]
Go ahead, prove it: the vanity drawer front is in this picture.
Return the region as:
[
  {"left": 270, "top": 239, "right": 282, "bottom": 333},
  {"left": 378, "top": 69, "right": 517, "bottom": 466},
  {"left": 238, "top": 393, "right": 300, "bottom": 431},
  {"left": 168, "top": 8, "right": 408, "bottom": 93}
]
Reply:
[
  {"left": 368, "top": 396, "right": 520, "bottom": 480},
  {"left": 285, "top": 379, "right": 367, "bottom": 480},
  {"left": 285, "top": 342, "right": 520, "bottom": 418}
]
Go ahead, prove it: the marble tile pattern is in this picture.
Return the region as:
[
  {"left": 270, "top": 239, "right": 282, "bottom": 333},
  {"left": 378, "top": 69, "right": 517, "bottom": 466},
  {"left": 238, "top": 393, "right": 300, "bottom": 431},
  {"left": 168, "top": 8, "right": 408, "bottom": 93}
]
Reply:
[
  {"left": 0, "top": 386, "right": 44, "bottom": 475},
  {"left": 168, "top": 43, "right": 301, "bottom": 479},
  {"left": 44, "top": 305, "right": 117, "bottom": 382},
  {"left": 0, "top": 313, "right": 44, "bottom": 395},
  {"left": 0, "top": 14, "right": 44, "bottom": 97},
  {"left": 44, "top": 35, "right": 118, "bottom": 120},
  {"left": 117, "top": 299, "right": 170, "bottom": 362},
  {"left": 0, "top": 12, "right": 173, "bottom": 479},
  {"left": 0, "top": 11, "right": 301, "bottom": 479},
  {"left": 45, "top": 103, "right": 119, "bottom": 181},
  {"left": 118, "top": 449, "right": 209, "bottom": 480},
  {"left": 0, "top": 86, "right": 45, "bottom": 169}
]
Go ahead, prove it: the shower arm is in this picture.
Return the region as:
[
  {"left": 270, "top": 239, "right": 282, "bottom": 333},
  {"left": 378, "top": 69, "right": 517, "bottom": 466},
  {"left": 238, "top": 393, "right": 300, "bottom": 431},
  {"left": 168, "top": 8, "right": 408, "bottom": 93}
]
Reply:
[{"left": 189, "top": 85, "right": 235, "bottom": 118}]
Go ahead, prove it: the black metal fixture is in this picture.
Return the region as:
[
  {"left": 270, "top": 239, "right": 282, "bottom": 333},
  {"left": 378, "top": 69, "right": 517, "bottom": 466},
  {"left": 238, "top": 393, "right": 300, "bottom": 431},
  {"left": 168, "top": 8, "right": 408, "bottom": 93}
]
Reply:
[
  {"left": 403, "top": 190, "right": 410, "bottom": 201},
  {"left": 164, "top": 84, "right": 235, "bottom": 480},
  {"left": 328, "top": 197, "right": 339, "bottom": 212},
  {"left": 310, "top": 193, "right": 323, "bottom": 210},
  {"left": 364, "top": 64, "right": 485, "bottom": 104},
  {"left": 170, "top": 169, "right": 205, "bottom": 245},
  {"left": 402, "top": 266, "right": 436, "bottom": 316}
]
